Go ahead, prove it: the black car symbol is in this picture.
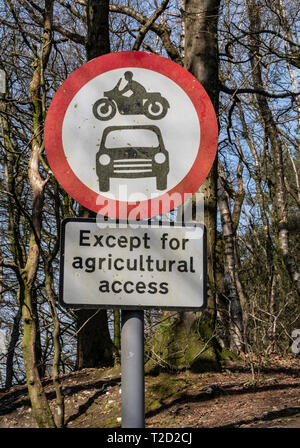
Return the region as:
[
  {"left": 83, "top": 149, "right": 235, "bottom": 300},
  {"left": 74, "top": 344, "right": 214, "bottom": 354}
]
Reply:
[{"left": 96, "top": 125, "right": 169, "bottom": 192}]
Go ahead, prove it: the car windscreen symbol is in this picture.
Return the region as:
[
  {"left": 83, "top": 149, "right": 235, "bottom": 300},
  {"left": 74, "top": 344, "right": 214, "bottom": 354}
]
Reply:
[{"left": 96, "top": 125, "right": 169, "bottom": 192}]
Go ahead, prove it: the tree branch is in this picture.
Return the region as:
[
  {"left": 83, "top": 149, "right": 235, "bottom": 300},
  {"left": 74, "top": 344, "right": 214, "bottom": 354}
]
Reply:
[
  {"left": 110, "top": 4, "right": 181, "bottom": 63},
  {"left": 220, "top": 81, "right": 298, "bottom": 99},
  {"left": 132, "top": 0, "right": 170, "bottom": 51}
]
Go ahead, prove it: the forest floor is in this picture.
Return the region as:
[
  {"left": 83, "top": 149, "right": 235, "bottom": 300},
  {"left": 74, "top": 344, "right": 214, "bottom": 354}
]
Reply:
[{"left": 0, "top": 354, "right": 299, "bottom": 429}]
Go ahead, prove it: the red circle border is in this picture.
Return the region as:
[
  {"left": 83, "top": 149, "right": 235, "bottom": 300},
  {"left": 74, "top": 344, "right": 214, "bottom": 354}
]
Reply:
[{"left": 44, "top": 51, "right": 218, "bottom": 219}]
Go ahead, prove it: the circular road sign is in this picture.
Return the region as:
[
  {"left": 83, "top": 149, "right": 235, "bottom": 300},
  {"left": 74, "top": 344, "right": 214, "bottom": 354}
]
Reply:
[{"left": 44, "top": 51, "right": 218, "bottom": 220}]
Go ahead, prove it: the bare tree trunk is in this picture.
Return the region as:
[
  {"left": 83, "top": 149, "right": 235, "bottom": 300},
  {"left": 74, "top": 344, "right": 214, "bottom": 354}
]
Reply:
[
  {"left": 237, "top": 102, "right": 274, "bottom": 269},
  {"left": 20, "top": 0, "right": 56, "bottom": 427},
  {"left": 1, "top": 24, "right": 54, "bottom": 421},
  {"left": 75, "top": 0, "right": 115, "bottom": 369},
  {"left": 5, "top": 309, "right": 21, "bottom": 389},
  {"left": 247, "top": 0, "right": 300, "bottom": 297},
  {"left": 217, "top": 167, "right": 245, "bottom": 353},
  {"left": 76, "top": 309, "right": 115, "bottom": 368},
  {"left": 144, "top": 1, "right": 222, "bottom": 374},
  {"left": 45, "top": 256, "right": 64, "bottom": 427},
  {"left": 275, "top": 0, "right": 300, "bottom": 208},
  {"left": 1, "top": 72, "right": 22, "bottom": 390},
  {"left": 183, "top": 0, "right": 220, "bottom": 338},
  {"left": 114, "top": 310, "right": 121, "bottom": 355},
  {"left": 86, "top": 0, "right": 110, "bottom": 59}
]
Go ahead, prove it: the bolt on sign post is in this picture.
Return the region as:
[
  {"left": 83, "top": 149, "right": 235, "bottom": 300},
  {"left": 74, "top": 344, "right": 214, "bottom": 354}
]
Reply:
[{"left": 44, "top": 52, "right": 218, "bottom": 428}]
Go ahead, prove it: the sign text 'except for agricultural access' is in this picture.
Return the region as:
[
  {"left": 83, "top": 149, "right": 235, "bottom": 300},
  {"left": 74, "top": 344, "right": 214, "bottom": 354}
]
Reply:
[{"left": 60, "top": 220, "right": 206, "bottom": 310}]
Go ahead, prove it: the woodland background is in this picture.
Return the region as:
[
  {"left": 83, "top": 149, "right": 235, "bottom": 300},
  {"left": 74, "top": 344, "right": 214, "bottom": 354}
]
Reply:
[{"left": 0, "top": 0, "right": 299, "bottom": 428}]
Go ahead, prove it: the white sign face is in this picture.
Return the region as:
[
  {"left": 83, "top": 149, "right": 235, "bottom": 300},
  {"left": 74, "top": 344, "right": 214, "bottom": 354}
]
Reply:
[
  {"left": 60, "top": 219, "right": 206, "bottom": 310},
  {"left": 45, "top": 52, "right": 218, "bottom": 219},
  {"left": 62, "top": 68, "right": 200, "bottom": 200}
]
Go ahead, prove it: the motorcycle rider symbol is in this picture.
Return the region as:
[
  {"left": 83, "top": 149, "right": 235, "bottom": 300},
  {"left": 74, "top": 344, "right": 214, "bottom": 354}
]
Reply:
[
  {"left": 93, "top": 71, "right": 170, "bottom": 120},
  {"left": 93, "top": 71, "right": 170, "bottom": 192}
]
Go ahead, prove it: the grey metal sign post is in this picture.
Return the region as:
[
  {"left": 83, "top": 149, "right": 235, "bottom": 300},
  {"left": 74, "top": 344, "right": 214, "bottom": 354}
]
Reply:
[
  {"left": 59, "top": 219, "right": 206, "bottom": 428},
  {"left": 59, "top": 219, "right": 207, "bottom": 428},
  {"left": 121, "top": 310, "right": 145, "bottom": 428}
]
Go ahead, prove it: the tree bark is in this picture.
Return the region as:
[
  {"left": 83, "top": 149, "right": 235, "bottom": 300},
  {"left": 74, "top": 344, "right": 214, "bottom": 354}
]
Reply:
[
  {"left": 86, "top": 0, "right": 110, "bottom": 60},
  {"left": 20, "top": 0, "right": 56, "bottom": 427},
  {"left": 217, "top": 167, "right": 245, "bottom": 353},
  {"left": 75, "top": 0, "right": 115, "bottom": 369},
  {"left": 183, "top": 0, "right": 220, "bottom": 340},
  {"left": 114, "top": 310, "right": 121, "bottom": 354},
  {"left": 145, "top": 0, "right": 222, "bottom": 374},
  {"left": 45, "top": 259, "right": 64, "bottom": 427},
  {"left": 76, "top": 309, "right": 115, "bottom": 368},
  {"left": 5, "top": 309, "right": 21, "bottom": 389},
  {"left": 1, "top": 71, "right": 23, "bottom": 390},
  {"left": 247, "top": 0, "right": 300, "bottom": 296}
]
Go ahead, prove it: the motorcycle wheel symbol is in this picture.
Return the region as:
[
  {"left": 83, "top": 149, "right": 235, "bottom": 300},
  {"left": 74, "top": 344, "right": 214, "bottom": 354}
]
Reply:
[
  {"left": 92, "top": 98, "right": 116, "bottom": 121},
  {"left": 143, "top": 97, "right": 169, "bottom": 120},
  {"left": 92, "top": 94, "right": 169, "bottom": 121}
]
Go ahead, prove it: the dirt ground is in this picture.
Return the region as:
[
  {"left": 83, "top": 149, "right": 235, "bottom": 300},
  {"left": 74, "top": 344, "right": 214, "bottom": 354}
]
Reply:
[{"left": 0, "top": 354, "right": 299, "bottom": 429}]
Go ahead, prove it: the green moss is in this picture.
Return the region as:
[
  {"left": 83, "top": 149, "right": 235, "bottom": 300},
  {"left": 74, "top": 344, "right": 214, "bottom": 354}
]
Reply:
[
  {"left": 145, "top": 373, "right": 191, "bottom": 414},
  {"left": 91, "top": 365, "right": 121, "bottom": 379},
  {"left": 190, "top": 347, "right": 221, "bottom": 373},
  {"left": 218, "top": 348, "right": 239, "bottom": 361},
  {"left": 102, "top": 417, "right": 121, "bottom": 428},
  {"left": 149, "top": 376, "right": 182, "bottom": 396},
  {"left": 192, "top": 311, "right": 215, "bottom": 340},
  {"left": 145, "top": 315, "right": 222, "bottom": 374},
  {"left": 146, "top": 399, "right": 162, "bottom": 412}
]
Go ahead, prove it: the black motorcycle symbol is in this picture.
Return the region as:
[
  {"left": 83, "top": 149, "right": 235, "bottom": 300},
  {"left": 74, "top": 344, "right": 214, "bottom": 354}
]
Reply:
[{"left": 92, "top": 71, "right": 170, "bottom": 121}]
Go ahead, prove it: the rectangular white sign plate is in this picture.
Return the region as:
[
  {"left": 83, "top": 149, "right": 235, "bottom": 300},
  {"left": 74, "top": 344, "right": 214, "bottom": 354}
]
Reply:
[{"left": 59, "top": 218, "right": 206, "bottom": 310}]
